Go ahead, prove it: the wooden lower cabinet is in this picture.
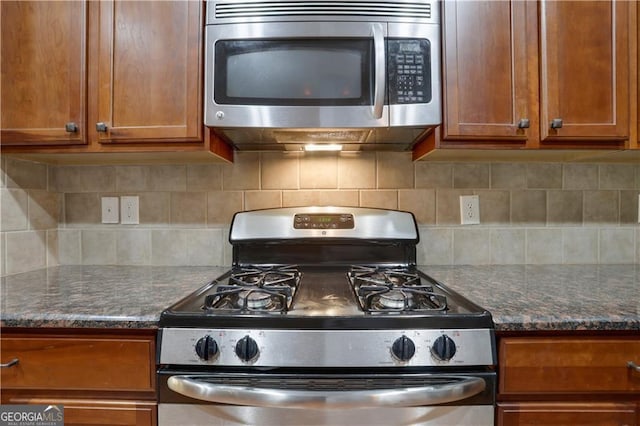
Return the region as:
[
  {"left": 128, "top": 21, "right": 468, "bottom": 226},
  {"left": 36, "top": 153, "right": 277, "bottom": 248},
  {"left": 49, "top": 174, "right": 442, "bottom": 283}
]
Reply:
[
  {"left": 0, "top": 328, "right": 157, "bottom": 426},
  {"left": 497, "top": 335, "right": 640, "bottom": 426}
]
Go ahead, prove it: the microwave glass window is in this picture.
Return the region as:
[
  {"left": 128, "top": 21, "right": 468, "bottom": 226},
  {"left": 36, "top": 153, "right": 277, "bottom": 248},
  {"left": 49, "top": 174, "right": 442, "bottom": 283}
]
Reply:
[{"left": 215, "top": 40, "right": 373, "bottom": 106}]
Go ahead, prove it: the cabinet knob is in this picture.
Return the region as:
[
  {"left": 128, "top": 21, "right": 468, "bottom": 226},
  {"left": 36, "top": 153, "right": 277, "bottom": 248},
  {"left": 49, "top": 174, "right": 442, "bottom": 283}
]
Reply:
[
  {"left": 517, "top": 119, "right": 530, "bottom": 129},
  {"left": 96, "top": 122, "right": 108, "bottom": 132},
  {"left": 65, "top": 122, "right": 78, "bottom": 133},
  {"left": 550, "top": 118, "right": 563, "bottom": 129}
]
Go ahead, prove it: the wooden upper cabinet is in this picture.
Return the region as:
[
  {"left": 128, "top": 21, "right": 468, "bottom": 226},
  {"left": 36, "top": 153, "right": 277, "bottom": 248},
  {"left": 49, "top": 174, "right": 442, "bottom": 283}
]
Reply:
[
  {"left": 91, "top": 0, "right": 202, "bottom": 144},
  {"left": 0, "top": 1, "right": 87, "bottom": 146},
  {"left": 442, "top": 0, "right": 538, "bottom": 145},
  {"left": 539, "top": 0, "right": 630, "bottom": 145}
]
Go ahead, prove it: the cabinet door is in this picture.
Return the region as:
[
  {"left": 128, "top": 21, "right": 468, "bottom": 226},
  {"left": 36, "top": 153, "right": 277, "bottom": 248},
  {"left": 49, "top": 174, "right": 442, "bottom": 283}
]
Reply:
[
  {"left": 442, "top": 0, "right": 538, "bottom": 145},
  {"left": 0, "top": 1, "right": 87, "bottom": 146},
  {"left": 539, "top": 0, "right": 629, "bottom": 144},
  {"left": 497, "top": 402, "right": 638, "bottom": 426},
  {"left": 91, "top": 0, "right": 202, "bottom": 144}
]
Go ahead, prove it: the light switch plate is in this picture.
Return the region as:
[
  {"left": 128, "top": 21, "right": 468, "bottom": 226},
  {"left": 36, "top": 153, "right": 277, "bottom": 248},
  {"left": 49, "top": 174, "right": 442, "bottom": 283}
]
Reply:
[
  {"left": 120, "top": 196, "right": 139, "bottom": 225},
  {"left": 101, "top": 197, "right": 119, "bottom": 224}
]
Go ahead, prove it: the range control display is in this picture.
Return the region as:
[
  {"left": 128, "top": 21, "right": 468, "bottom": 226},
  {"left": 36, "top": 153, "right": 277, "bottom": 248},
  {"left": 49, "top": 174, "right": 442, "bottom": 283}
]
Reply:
[{"left": 294, "top": 213, "right": 354, "bottom": 229}]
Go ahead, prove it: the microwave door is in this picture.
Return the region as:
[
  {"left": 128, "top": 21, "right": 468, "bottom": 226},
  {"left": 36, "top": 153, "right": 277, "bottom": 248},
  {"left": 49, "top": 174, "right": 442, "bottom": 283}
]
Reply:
[{"left": 204, "top": 21, "right": 389, "bottom": 128}]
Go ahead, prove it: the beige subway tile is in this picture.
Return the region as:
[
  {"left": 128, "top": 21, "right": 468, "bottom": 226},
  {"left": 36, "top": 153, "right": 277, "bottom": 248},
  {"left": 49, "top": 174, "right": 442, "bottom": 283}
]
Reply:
[
  {"left": 222, "top": 152, "right": 260, "bottom": 190},
  {"left": 139, "top": 192, "right": 170, "bottom": 225},
  {"left": 262, "top": 153, "right": 298, "bottom": 190},
  {"left": 186, "top": 229, "right": 224, "bottom": 266},
  {"left": 28, "top": 190, "right": 60, "bottom": 230},
  {"left": 490, "top": 163, "right": 526, "bottom": 189},
  {"left": 170, "top": 192, "right": 207, "bottom": 225},
  {"left": 244, "top": 191, "right": 281, "bottom": 211},
  {"left": 282, "top": 190, "right": 359, "bottom": 207},
  {"left": 1, "top": 189, "right": 28, "bottom": 231},
  {"left": 527, "top": 163, "right": 562, "bottom": 189},
  {"left": 415, "top": 162, "right": 453, "bottom": 189},
  {"left": 377, "top": 152, "right": 414, "bottom": 189},
  {"left": 208, "top": 191, "right": 244, "bottom": 225},
  {"left": 563, "top": 164, "right": 598, "bottom": 189},
  {"left": 417, "top": 228, "right": 452, "bottom": 265},
  {"left": 58, "top": 230, "right": 81, "bottom": 265},
  {"left": 562, "top": 228, "right": 598, "bottom": 264},
  {"left": 453, "top": 163, "right": 490, "bottom": 189},
  {"left": 453, "top": 228, "right": 491, "bottom": 265},
  {"left": 547, "top": 190, "right": 583, "bottom": 225},
  {"left": 4, "top": 158, "right": 47, "bottom": 190},
  {"left": 46, "top": 230, "right": 59, "bottom": 267},
  {"left": 151, "top": 230, "right": 189, "bottom": 265},
  {"left": 187, "top": 164, "right": 223, "bottom": 191},
  {"left": 300, "top": 155, "right": 338, "bottom": 189},
  {"left": 81, "top": 230, "right": 116, "bottom": 265},
  {"left": 222, "top": 227, "right": 233, "bottom": 267},
  {"left": 491, "top": 229, "right": 525, "bottom": 264},
  {"left": 436, "top": 189, "right": 473, "bottom": 225},
  {"left": 0, "top": 233, "right": 5, "bottom": 276},
  {"left": 620, "top": 190, "right": 640, "bottom": 224},
  {"left": 5, "top": 231, "right": 46, "bottom": 274},
  {"left": 599, "top": 228, "right": 635, "bottom": 264},
  {"left": 599, "top": 164, "right": 636, "bottom": 190},
  {"left": 64, "top": 193, "right": 100, "bottom": 225},
  {"left": 511, "top": 190, "right": 546, "bottom": 224},
  {"left": 54, "top": 165, "right": 116, "bottom": 192},
  {"left": 337, "top": 152, "right": 376, "bottom": 189},
  {"left": 583, "top": 190, "right": 618, "bottom": 224},
  {"left": 398, "top": 189, "right": 436, "bottom": 224},
  {"left": 360, "top": 190, "right": 398, "bottom": 210},
  {"left": 474, "top": 190, "right": 510, "bottom": 224},
  {"left": 148, "top": 165, "right": 187, "bottom": 191},
  {"left": 116, "top": 230, "right": 151, "bottom": 265},
  {"left": 115, "top": 165, "right": 150, "bottom": 191},
  {"left": 526, "top": 229, "right": 562, "bottom": 264}
]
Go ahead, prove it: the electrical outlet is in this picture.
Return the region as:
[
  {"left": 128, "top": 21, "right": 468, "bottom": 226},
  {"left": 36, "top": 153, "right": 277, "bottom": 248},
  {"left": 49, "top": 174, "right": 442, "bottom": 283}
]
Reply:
[
  {"left": 459, "top": 195, "right": 480, "bottom": 225},
  {"left": 101, "top": 197, "right": 119, "bottom": 224},
  {"left": 120, "top": 196, "right": 139, "bottom": 225}
]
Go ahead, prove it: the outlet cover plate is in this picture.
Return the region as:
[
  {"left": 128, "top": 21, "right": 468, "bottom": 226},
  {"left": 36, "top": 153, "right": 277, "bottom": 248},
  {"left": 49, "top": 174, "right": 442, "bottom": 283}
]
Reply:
[{"left": 460, "top": 195, "right": 480, "bottom": 225}]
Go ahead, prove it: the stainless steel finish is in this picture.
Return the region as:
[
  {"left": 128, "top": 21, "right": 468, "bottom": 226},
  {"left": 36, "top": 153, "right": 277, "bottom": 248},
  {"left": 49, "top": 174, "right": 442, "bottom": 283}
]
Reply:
[
  {"left": 160, "top": 328, "right": 495, "bottom": 367},
  {"left": 159, "top": 403, "right": 494, "bottom": 426},
  {"left": 95, "top": 122, "right": 108, "bottom": 132},
  {"left": 628, "top": 361, "right": 640, "bottom": 372},
  {"left": 166, "top": 375, "right": 485, "bottom": 408},
  {"left": 207, "top": 0, "right": 439, "bottom": 24},
  {"left": 0, "top": 358, "right": 19, "bottom": 368},
  {"left": 229, "top": 207, "right": 417, "bottom": 242},
  {"left": 517, "top": 118, "right": 530, "bottom": 129},
  {"left": 371, "top": 23, "right": 385, "bottom": 120},
  {"left": 65, "top": 122, "right": 78, "bottom": 133},
  {"left": 550, "top": 118, "right": 563, "bottom": 129}
]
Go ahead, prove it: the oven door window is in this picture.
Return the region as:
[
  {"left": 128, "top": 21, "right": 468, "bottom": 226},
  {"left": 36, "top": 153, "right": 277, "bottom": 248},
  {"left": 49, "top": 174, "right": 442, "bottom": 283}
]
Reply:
[{"left": 214, "top": 39, "right": 374, "bottom": 106}]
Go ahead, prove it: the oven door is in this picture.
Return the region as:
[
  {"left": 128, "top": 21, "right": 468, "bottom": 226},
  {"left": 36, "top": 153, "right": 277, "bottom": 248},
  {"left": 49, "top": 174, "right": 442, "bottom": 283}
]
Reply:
[{"left": 158, "top": 369, "right": 496, "bottom": 426}]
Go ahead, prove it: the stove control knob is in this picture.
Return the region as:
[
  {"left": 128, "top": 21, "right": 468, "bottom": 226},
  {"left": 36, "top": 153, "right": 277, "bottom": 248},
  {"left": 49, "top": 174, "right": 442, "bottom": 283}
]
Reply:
[
  {"left": 391, "top": 336, "right": 416, "bottom": 362},
  {"left": 431, "top": 335, "right": 456, "bottom": 361},
  {"left": 195, "top": 335, "right": 218, "bottom": 361},
  {"left": 235, "top": 335, "right": 259, "bottom": 362}
]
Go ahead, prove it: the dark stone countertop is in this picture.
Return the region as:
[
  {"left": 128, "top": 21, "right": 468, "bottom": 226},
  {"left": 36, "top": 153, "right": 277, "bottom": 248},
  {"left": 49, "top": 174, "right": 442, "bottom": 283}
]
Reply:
[{"left": 1, "top": 264, "right": 638, "bottom": 332}]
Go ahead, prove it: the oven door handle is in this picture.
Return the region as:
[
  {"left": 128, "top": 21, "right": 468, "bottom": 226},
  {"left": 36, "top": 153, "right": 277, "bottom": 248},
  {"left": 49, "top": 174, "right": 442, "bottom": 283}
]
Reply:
[{"left": 167, "top": 375, "right": 486, "bottom": 409}]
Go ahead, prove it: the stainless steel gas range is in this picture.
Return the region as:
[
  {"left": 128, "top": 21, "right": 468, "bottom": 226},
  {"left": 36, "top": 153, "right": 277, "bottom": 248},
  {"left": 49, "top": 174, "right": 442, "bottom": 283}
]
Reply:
[{"left": 157, "top": 207, "right": 496, "bottom": 426}]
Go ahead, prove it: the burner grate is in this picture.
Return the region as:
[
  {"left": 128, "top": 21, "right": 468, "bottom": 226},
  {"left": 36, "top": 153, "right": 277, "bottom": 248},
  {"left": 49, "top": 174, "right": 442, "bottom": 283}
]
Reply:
[{"left": 348, "top": 266, "right": 447, "bottom": 313}]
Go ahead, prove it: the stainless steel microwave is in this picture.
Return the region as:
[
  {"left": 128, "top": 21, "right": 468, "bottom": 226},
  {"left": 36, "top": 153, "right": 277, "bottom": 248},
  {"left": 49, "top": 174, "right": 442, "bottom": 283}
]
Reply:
[{"left": 204, "top": 0, "right": 441, "bottom": 149}]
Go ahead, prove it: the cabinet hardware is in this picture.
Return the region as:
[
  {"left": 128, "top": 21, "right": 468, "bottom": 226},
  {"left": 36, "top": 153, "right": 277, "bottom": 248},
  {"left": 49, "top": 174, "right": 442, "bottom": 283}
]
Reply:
[
  {"left": 550, "top": 118, "right": 563, "bottom": 129},
  {"left": 96, "top": 122, "right": 108, "bottom": 132},
  {"left": 517, "top": 119, "right": 530, "bottom": 129},
  {"left": 628, "top": 361, "right": 640, "bottom": 372},
  {"left": 0, "top": 358, "right": 19, "bottom": 368},
  {"left": 65, "top": 122, "right": 78, "bottom": 133}
]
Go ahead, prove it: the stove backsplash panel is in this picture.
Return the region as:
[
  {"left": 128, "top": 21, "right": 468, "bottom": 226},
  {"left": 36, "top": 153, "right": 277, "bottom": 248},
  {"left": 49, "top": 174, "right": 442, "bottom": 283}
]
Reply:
[{"left": 1, "top": 154, "right": 639, "bottom": 276}]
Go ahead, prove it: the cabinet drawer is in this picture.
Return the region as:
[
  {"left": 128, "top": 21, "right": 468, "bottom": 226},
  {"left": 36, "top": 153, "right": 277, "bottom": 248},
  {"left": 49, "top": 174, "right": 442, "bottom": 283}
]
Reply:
[
  {"left": 497, "top": 402, "right": 637, "bottom": 426},
  {"left": 0, "top": 334, "right": 155, "bottom": 392},
  {"left": 499, "top": 337, "right": 640, "bottom": 394}
]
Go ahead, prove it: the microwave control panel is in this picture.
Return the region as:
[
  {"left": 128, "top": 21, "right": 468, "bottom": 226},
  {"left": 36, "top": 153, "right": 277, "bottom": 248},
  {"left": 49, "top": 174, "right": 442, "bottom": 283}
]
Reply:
[{"left": 387, "top": 39, "right": 431, "bottom": 105}]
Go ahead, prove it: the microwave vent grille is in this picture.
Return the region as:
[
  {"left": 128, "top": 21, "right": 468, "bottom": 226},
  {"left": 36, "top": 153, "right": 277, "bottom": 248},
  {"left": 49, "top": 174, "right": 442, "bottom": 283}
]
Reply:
[{"left": 214, "top": 1, "right": 432, "bottom": 20}]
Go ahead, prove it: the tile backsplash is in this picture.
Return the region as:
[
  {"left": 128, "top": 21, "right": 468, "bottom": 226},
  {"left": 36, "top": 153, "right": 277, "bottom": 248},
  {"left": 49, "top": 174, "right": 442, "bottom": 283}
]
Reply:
[{"left": 1, "top": 153, "right": 638, "bottom": 276}]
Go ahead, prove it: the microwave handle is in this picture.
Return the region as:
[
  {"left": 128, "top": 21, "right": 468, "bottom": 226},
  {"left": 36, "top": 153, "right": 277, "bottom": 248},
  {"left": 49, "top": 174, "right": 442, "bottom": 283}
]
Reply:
[{"left": 371, "top": 23, "right": 385, "bottom": 120}]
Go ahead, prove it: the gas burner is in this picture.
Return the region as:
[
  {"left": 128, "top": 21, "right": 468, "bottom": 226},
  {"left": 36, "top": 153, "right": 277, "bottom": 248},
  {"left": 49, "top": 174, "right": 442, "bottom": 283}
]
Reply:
[
  {"left": 203, "top": 265, "right": 301, "bottom": 312},
  {"left": 348, "top": 266, "right": 447, "bottom": 313}
]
